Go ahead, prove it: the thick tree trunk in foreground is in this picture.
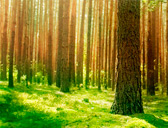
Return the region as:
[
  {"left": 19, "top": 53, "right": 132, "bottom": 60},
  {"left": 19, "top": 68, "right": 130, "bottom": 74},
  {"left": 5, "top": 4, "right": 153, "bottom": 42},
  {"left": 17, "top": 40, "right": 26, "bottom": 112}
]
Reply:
[{"left": 111, "top": 0, "right": 143, "bottom": 115}]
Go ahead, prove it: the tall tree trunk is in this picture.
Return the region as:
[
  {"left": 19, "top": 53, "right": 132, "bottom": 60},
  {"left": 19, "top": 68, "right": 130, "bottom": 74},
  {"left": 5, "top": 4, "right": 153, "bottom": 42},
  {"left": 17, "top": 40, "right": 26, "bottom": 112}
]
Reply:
[
  {"left": 1, "top": 0, "right": 9, "bottom": 81},
  {"left": 142, "top": 1, "right": 146, "bottom": 89},
  {"left": 166, "top": 0, "right": 168, "bottom": 96},
  {"left": 38, "top": 0, "right": 43, "bottom": 64},
  {"left": 56, "top": 0, "right": 63, "bottom": 88},
  {"left": 112, "top": 0, "right": 118, "bottom": 91},
  {"left": 8, "top": 0, "right": 17, "bottom": 88},
  {"left": 17, "top": 0, "right": 24, "bottom": 83},
  {"left": 85, "top": 0, "right": 92, "bottom": 89},
  {"left": 29, "top": 0, "right": 35, "bottom": 83},
  {"left": 147, "top": 0, "right": 155, "bottom": 96},
  {"left": 61, "top": 0, "right": 70, "bottom": 92},
  {"left": 111, "top": 0, "right": 143, "bottom": 115},
  {"left": 69, "top": 0, "right": 77, "bottom": 85},
  {"left": 98, "top": 0, "right": 103, "bottom": 90},
  {"left": 48, "top": 0, "right": 53, "bottom": 85},
  {"left": 25, "top": 0, "right": 30, "bottom": 87},
  {"left": 108, "top": 0, "right": 113, "bottom": 88},
  {"left": 77, "top": 0, "right": 86, "bottom": 86},
  {"left": 104, "top": 0, "right": 108, "bottom": 90}
]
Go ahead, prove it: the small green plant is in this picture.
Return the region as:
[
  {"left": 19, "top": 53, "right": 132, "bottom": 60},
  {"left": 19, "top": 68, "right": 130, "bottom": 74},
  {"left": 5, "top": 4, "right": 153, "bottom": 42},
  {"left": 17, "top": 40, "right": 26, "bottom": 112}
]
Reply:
[{"left": 83, "top": 98, "right": 89, "bottom": 103}]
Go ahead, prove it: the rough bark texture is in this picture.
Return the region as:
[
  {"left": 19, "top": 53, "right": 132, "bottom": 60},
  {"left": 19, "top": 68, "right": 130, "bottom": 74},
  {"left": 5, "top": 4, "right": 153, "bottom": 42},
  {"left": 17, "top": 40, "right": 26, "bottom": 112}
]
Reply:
[
  {"left": 111, "top": 0, "right": 143, "bottom": 115},
  {"left": 61, "top": 0, "right": 70, "bottom": 92}
]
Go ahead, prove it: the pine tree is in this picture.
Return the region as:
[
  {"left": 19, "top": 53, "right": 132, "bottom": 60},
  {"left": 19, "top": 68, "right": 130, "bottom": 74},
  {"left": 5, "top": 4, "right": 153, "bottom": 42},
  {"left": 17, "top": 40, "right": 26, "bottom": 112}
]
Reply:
[
  {"left": 1, "top": 0, "right": 9, "bottom": 81},
  {"left": 8, "top": 0, "right": 17, "bottom": 88},
  {"left": 48, "top": 0, "right": 53, "bottom": 85},
  {"left": 85, "top": 0, "right": 92, "bottom": 89},
  {"left": 61, "top": 0, "right": 70, "bottom": 92},
  {"left": 77, "top": 0, "right": 86, "bottom": 87},
  {"left": 111, "top": 0, "right": 143, "bottom": 115},
  {"left": 69, "top": 0, "right": 77, "bottom": 85}
]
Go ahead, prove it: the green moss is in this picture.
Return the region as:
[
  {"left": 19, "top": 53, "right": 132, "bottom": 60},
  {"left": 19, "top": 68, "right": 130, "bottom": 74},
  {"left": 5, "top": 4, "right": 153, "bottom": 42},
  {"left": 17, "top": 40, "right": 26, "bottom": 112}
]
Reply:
[{"left": 0, "top": 82, "right": 168, "bottom": 128}]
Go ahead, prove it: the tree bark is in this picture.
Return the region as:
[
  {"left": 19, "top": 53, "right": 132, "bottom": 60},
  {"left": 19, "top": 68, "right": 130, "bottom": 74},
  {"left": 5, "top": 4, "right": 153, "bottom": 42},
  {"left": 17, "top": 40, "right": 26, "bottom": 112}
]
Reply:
[
  {"left": 1, "top": 0, "right": 9, "bottom": 81},
  {"left": 56, "top": 0, "right": 63, "bottom": 88},
  {"left": 61, "top": 0, "right": 70, "bottom": 92},
  {"left": 85, "top": 0, "right": 92, "bottom": 89},
  {"left": 69, "top": 0, "right": 77, "bottom": 86},
  {"left": 9, "top": 0, "right": 17, "bottom": 88},
  {"left": 108, "top": 0, "right": 114, "bottom": 88},
  {"left": 48, "top": 0, "right": 53, "bottom": 85},
  {"left": 111, "top": 0, "right": 143, "bottom": 115},
  {"left": 147, "top": 0, "right": 155, "bottom": 96},
  {"left": 166, "top": 0, "right": 168, "bottom": 96},
  {"left": 77, "top": 0, "right": 86, "bottom": 86}
]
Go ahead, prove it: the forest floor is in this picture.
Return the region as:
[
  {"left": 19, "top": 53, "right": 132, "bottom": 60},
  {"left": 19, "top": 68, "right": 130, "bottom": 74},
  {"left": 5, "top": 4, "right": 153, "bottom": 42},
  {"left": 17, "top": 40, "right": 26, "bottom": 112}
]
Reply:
[{"left": 0, "top": 82, "right": 168, "bottom": 128}]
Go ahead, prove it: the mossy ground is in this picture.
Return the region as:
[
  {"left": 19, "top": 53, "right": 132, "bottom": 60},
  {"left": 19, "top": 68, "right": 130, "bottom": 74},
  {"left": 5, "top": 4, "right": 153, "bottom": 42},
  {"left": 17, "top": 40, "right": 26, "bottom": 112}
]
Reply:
[{"left": 0, "top": 81, "right": 168, "bottom": 128}]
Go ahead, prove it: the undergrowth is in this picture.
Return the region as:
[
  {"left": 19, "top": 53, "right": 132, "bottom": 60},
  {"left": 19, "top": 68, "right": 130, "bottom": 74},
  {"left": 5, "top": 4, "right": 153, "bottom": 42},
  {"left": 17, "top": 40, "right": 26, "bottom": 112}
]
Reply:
[{"left": 0, "top": 81, "right": 168, "bottom": 128}]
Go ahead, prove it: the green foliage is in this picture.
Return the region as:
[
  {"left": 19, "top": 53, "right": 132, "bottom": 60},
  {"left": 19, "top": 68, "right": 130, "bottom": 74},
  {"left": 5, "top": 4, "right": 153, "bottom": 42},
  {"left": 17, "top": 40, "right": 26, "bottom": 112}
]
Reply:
[
  {"left": 143, "top": 0, "right": 167, "bottom": 12},
  {"left": 83, "top": 98, "right": 89, "bottom": 103},
  {"left": 0, "top": 82, "right": 168, "bottom": 128}
]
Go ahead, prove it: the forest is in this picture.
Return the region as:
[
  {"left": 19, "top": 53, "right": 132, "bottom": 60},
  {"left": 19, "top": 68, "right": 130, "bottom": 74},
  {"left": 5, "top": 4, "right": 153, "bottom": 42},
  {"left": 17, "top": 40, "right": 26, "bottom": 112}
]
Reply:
[{"left": 0, "top": 0, "right": 168, "bottom": 127}]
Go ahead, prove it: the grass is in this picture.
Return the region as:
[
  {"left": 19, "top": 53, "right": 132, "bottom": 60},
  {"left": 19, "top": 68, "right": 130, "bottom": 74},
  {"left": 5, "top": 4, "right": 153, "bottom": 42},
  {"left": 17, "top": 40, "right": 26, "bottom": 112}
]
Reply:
[{"left": 0, "top": 81, "right": 168, "bottom": 128}]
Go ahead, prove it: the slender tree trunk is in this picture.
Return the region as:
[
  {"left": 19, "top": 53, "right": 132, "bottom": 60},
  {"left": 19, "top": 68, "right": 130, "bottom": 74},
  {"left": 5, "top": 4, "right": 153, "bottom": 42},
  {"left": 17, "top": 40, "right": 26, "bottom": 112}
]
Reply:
[
  {"left": 69, "top": 0, "right": 77, "bottom": 85},
  {"left": 48, "top": 0, "right": 53, "bottom": 85},
  {"left": 29, "top": 0, "right": 35, "bottom": 83},
  {"left": 111, "top": 0, "right": 143, "bottom": 115},
  {"left": 56, "top": 0, "right": 63, "bottom": 88},
  {"left": 9, "top": 0, "right": 17, "bottom": 88},
  {"left": 77, "top": 0, "right": 86, "bottom": 86},
  {"left": 142, "top": 1, "right": 146, "bottom": 89},
  {"left": 108, "top": 0, "right": 113, "bottom": 88},
  {"left": 85, "top": 0, "right": 92, "bottom": 89},
  {"left": 147, "top": 0, "right": 155, "bottom": 96},
  {"left": 1, "top": 0, "right": 9, "bottom": 81},
  {"left": 98, "top": 0, "right": 103, "bottom": 90},
  {"left": 17, "top": 0, "right": 24, "bottom": 83},
  {"left": 104, "top": 0, "right": 108, "bottom": 90},
  {"left": 166, "top": 0, "right": 168, "bottom": 96},
  {"left": 38, "top": 0, "right": 43, "bottom": 64},
  {"left": 112, "top": 0, "right": 118, "bottom": 91},
  {"left": 61, "top": 0, "right": 70, "bottom": 92}
]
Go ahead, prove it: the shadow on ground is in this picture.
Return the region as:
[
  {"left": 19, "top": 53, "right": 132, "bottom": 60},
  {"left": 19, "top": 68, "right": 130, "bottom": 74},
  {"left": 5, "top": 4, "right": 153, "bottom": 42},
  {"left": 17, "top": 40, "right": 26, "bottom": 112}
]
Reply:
[{"left": 0, "top": 92, "right": 65, "bottom": 128}]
